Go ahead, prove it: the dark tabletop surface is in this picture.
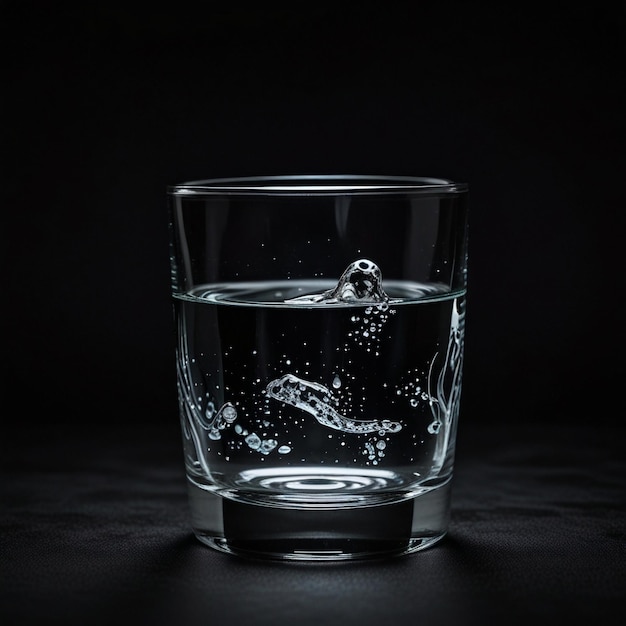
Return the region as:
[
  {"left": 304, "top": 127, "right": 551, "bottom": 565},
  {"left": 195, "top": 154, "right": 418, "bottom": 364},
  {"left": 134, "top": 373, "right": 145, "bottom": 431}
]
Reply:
[{"left": 2, "top": 421, "right": 624, "bottom": 626}]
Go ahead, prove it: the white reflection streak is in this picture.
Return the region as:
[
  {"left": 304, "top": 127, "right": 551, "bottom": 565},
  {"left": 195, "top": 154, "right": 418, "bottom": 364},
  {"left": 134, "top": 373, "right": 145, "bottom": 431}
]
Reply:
[
  {"left": 428, "top": 298, "right": 464, "bottom": 473},
  {"left": 176, "top": 307, "right": 212, "bottom": 475}
]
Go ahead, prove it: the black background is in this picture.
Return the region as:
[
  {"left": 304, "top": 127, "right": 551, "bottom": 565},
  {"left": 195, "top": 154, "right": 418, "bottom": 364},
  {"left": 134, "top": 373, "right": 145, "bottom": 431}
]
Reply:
[
  {"left": 5, "top": 3, "right": 625, "bottom": 430},
  {"left": 2, "top": 4, "right": 625, "bottom": 626}
]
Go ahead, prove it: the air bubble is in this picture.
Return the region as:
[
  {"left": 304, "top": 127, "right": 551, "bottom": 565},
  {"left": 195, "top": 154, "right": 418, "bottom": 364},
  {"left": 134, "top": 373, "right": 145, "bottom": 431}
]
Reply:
[
  {"left": 259, "top": 439, "right": 278, "bottom": 454},
  {"left": 245, "top": 433, "right": 261, "bottom": 449},
  {"left": 221, "top": 404, "right": 237, "bottom": 423},
  {"left": 428, "top": 421, "right": 442, "bottom": 434}
]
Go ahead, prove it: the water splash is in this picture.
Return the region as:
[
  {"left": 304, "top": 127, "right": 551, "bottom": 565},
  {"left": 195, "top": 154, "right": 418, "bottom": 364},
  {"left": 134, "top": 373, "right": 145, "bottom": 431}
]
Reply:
[
  {"left": 286, "top": 259, "right": 389, "bottom": 304},
  {"left": 265, "top": 373, "right": 402, "bottom": 435}
]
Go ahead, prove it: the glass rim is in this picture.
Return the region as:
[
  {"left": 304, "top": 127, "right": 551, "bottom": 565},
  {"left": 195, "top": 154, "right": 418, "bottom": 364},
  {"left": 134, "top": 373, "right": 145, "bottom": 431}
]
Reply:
[{"left": 167, "top": 175, "right": 468, "bottom": 196}]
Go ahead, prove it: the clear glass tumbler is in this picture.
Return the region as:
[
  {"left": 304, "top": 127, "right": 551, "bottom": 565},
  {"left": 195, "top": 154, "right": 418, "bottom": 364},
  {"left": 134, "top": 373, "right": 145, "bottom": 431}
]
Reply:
[{"left": 166, "top": 175, "right": 469, "bottom": 561}]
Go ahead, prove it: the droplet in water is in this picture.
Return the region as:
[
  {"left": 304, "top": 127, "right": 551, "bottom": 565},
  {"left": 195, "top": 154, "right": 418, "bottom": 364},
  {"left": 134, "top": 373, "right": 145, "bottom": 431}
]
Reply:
[
  {"left": 259, "top": 439, "right": 278, "bottom": 455},
  {"left": 245, "top": 433, "right": 261, "bottom": 450},
  {"left": 221, "top": 404, "right": 237, "bottom": 423},
  {"left": 209, "top": 428, "right": 221, "bottom": 441},
  {"left": 428, "top": 421, "right": 442, "bottom": 434}
]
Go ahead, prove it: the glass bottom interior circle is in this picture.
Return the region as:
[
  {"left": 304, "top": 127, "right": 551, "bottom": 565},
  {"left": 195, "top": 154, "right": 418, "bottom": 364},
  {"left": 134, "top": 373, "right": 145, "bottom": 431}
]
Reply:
[{"left": 186, "top": 478, "right": 452, "bottom": 561}]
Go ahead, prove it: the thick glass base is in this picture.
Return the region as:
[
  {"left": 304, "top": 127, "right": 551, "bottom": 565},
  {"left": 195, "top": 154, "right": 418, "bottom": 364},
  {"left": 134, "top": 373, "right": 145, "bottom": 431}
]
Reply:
[{"left": 187, "top": 479, "right": 452, "bottom": 561}]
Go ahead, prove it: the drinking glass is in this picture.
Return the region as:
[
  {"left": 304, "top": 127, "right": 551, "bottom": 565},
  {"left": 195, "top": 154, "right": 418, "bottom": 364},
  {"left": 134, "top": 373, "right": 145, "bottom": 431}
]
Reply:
[{"left": 166, "top": 175, "right": 469, "bottom": 561}]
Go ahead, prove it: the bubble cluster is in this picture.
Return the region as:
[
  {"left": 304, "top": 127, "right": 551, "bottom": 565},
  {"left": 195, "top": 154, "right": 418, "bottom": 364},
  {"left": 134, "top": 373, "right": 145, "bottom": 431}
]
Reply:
[
  {"left": 363, "top": 438, "right": 388, "bottom": 465},
  {"left": 394, "top": 369, "right": 435, "bottom": 411},
  {"left": 245, "top": 434, "right": 278, "bottom": 455}
]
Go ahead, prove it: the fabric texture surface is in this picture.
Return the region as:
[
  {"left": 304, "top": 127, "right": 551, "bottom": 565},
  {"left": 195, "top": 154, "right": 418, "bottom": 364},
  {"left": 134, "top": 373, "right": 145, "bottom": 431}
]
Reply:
[{"left": 1, "top": 422, "right": 624, "bottom": 626}]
